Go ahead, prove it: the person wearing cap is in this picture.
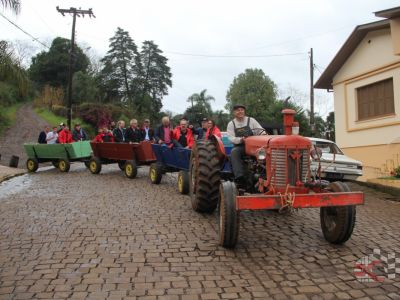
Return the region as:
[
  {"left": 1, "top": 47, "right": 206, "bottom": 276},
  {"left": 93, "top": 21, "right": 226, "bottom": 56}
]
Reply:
[
  {"left": 58, "top": 122, "right": 66, "bottom": 133},
  {"left": 113, "top": 120, "right": 126, "bottom": 143},
  {"left": 193, "top": 117, "right": 209, "bottom": 140},
  {"left": 140, "top": 119, "right": 154, "bottom": 141},
  {"left": 227, "top": 104, "right": 264, "bottom": 186},
  {"left": 72, "top": 124, "right": 88, "bottom": 142}
]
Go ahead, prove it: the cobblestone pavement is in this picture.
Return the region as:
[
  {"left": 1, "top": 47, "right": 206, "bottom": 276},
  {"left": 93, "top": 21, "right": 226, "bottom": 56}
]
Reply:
[{"left": 0, "top": 164, "right": 399, "bottom": 300}]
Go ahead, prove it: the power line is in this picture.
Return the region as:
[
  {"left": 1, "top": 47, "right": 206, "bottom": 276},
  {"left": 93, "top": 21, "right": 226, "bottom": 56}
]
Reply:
[
  {"left": 0, "top": 11, "right": 49, "bottom": 49},
  {"left": 164, "top": 51, "right": 306, "bottom": 58}
]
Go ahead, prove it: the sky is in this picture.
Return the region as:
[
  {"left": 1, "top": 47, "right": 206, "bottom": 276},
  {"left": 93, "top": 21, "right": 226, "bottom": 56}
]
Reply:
[{"left": 1, "top": 0, "right": 399, "bottom": 118}]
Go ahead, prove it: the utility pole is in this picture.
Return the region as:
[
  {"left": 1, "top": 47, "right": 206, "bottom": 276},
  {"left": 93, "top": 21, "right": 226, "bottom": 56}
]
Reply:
[
  {"left": 309, "top": 47, "right": 315, "bottom": 137},
  {"left": 56, "top": 6, "right": 95, "bottom": 129}
]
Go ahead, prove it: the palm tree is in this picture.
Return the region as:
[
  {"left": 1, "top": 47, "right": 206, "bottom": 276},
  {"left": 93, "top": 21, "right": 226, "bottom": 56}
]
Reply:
[
  {"left": 1, "top": 0, "right": 20, "bottom": 13},
  {"left": 187, "top": 89, "right": 215, "bottom": 110}
]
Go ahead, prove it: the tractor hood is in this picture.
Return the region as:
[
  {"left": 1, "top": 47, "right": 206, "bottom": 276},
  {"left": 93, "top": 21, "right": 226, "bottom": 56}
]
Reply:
[{"left": 245, "top": 135, "right": 312, "bottom": 157}]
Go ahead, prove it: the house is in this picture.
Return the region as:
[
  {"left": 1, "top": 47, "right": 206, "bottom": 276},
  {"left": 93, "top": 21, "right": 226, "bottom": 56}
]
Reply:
[{"left": 315, "top": 6, "right": 400, "bottom": 181}]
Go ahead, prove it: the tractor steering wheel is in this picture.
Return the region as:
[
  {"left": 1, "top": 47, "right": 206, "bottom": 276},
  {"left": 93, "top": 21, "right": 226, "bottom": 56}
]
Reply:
[{"left": 251, "top": 127, "right": 267, "bottom": 136}]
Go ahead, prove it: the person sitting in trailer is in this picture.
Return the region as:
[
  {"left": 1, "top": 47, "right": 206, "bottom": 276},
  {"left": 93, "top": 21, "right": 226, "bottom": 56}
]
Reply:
[
  {"left": 72, "top": 123, "right": 88, "bottom": 141},
  {"left": 112, "top": 120, "right": 126, "bottom": 143},
  {"left": 140, "top": 118, "right": 154, "bottom": 141},
  {"left": 125, "top": 119, "right": 142, "bottom": 143},
  {"left": 46, "top": 126, "right": 59, "bottom": 144},
  {"left": 58, "top": 126, "right": 73, "bottom": 144},
  {"left": 205, "top": 119, "right": 222, "bottom": 140},
  {"left": 93, "top": 127, "right": 114, "bottom": 143},
  {"left": 172, "top": 118, "right": 194, "bottom": 149},
  {"left": 154, "top": 116, "right": 173, "bottom": 146}
]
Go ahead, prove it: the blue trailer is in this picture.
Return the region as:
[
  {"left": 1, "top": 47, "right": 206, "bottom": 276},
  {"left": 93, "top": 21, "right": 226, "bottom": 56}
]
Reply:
[{"left": 149, "top": 140, "right": 233, "bottom": 195}]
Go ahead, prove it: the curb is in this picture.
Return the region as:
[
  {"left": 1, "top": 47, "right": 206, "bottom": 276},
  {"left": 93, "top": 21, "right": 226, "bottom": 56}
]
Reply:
[
  {"left": 351, "top": 180, "right": 400, "bottom": 199},
  {"left": 0, "top": 169, "right": 27, "bottom": 184}
]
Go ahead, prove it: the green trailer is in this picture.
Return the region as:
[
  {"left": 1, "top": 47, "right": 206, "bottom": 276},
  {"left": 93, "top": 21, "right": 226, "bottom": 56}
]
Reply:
[{"left": 24, "top": 141, "right": 92, "bottom": 172}]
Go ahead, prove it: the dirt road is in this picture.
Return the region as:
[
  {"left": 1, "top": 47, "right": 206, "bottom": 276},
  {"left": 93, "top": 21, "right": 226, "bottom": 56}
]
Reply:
[{"left": 0, "top": 103, "right": 48, "bottom": 168}]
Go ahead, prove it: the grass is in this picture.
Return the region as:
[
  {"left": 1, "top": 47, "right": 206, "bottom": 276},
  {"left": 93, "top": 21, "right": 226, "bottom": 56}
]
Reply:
[
  {"left": 35, "top": 107, "right": 96, "bottom": 138},
  {"left": 0, "top": 102, "right": 25, "bottom": 135}
]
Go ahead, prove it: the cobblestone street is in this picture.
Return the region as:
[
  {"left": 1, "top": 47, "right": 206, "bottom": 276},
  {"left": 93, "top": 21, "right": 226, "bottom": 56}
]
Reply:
[{"left": 0, "top": 165, "right": 399, "bottom": 299}]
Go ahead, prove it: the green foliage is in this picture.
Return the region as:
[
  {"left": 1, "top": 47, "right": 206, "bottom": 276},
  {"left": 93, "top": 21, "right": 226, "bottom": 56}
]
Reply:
[
  {"left": 72, "top": 71, "right": 99, "bottom": 104},
  {"left": 99, "top": 27, "right": 141, "bottom": 106},
  {"left": 325, "top": 111, "right": 335, "bottom": 141},
  {"left": 29, "top": 37, "right": 89, "bottom": 88},
  {"left": 184, "top": 89, "right": 215, "bottom": 124},
  {"left": 226, "top": 68, "right": 277, "bottom": 122},
  {"left": 394, "top": 166, "right": 400, "bottom": 178},
  {"left": 0, "top": 102, "right": 23, "bottom": 134}
]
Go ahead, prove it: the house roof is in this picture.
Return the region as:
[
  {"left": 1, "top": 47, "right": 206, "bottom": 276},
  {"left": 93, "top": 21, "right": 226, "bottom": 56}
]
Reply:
[
  {"left": 375, "top": 6, "right": 400, "bottom": 19},
  {"left": 314, "top": 19, "right": 390, "bottom": 90}
]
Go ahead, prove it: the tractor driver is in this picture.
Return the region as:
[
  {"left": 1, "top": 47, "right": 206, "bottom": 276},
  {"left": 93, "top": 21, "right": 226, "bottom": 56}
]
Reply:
[{"left": 227, "top": 104, "right": 265, "bottom": 187}]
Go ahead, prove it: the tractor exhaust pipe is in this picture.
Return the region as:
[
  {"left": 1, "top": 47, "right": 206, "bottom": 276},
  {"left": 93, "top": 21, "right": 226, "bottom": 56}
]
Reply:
[{"left": 282, "top": 109, "right": 296, "bottom": 135}]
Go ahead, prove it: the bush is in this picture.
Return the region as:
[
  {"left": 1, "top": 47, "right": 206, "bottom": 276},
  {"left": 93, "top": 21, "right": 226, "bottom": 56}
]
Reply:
[
  {"left": 78, "top": 103, "right": 113, "bottom": 129},
  {"left": 394, "top": 166, "right": 400, "bottom": 178},
  {"left": 51, "top": 105, "right": 68, "bottom": 117}
]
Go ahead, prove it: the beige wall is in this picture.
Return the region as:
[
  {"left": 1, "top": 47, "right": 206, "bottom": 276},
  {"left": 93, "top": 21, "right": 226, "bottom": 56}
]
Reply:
[
  {"left": 390, "top": 17, "right": 400, "bottom": 55},
  {"left": 332, "top": 29, "right": 400, "bottom": 179}
]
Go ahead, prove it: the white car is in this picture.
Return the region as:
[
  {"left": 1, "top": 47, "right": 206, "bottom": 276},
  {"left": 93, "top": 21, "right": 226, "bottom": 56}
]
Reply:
[{"left": 308, "top": 137, "right": 363, "bottom": 181}]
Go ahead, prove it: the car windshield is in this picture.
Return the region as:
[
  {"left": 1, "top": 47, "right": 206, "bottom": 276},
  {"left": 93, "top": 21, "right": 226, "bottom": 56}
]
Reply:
[{"left": 314, "top": 141, "right": 344, "bottom": 155}]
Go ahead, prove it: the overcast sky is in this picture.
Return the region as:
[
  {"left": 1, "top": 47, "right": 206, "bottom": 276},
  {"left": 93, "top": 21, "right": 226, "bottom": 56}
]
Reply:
[{"left": 1, "top": 0, "right": 399, "bottom": 117}]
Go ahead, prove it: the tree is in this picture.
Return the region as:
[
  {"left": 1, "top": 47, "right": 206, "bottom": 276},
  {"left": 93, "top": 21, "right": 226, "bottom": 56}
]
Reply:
[
  {"left": 29, "top": 37, "right": 89, "bottom": 89},
  {"left": 325, "top": 111, "right": 335, "bottom": 141},
  {"left": 1, "top": 0, "right": 20, "bottom": 13},
  {"left": 136, "top": 40, "right": 172, "bottom": 115},
  {"left": 72, "top": 71, "right": 99, "bottom": 104},
  {"left": 99, "top": 27, "right": 141, "bottom": 106},
  {"left": 226, "top": 68, "right": 277, "bottom": 122},
  {"left": 184, "top": 89, "right": 215, "bottom": 124}
]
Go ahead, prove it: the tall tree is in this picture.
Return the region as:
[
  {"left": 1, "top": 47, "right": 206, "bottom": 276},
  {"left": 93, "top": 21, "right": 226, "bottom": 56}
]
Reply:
[
  {"left": 29, "top": 37, "right": 89, "bottom": 89},
  {"left": 226, "top": 68, "right": 277, "bottom": 122},
  {"left": 184, "top": 89, "right": 215, "bottom": 124},
  {"left": 137, "top": 40, "right": 172, "bottom": 115},
  {"left": 1, "top": 0, "right": 20, "bottom": 13},
  {"left": 100, "top": 27, "right": 141, "bottom": 106}
]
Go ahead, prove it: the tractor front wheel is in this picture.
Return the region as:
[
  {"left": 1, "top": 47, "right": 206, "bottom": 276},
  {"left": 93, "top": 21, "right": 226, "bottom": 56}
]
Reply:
[
  {"left": 58, "top": 159, "right": 70, "bottom": 172},
  {"left": 178, "top": 171, "right": 190, "bottom": 194},
  {"left": 320, "top": 181, "right": 356, "bottom": 244},
  {"left": 189, "top": 141, "right": 221, "bottom": 213},
  {"left": 89, "top": 157, "right": 102, "bottom": 174},
  {"left": 26, "top": 158, "right": 39, "bottom": 172},
  {"left": 218, "top": 181, "right": 240, "bottom": 248},
  {"left": 124, "top": 160, "right": 137, "bottom": 179},
  {"left": 149, "top": 163, "right": 163, "bottom": 184}
]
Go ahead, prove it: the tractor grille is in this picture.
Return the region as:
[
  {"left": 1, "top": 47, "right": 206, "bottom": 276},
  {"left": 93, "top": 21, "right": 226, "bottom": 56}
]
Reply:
[{"left": 271, "top": 148, "right": 309, "bottom": 187}]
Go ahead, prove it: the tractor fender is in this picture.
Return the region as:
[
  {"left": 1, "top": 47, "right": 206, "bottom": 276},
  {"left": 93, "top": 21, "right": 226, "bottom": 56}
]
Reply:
[{"left": 208, "top": 135, "right": 226, "bottom": 163}]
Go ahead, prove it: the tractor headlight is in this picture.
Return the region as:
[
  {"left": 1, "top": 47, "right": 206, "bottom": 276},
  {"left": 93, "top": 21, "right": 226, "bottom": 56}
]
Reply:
[{"left": 257, "top": 148, "right": 266, "bottom": 161}]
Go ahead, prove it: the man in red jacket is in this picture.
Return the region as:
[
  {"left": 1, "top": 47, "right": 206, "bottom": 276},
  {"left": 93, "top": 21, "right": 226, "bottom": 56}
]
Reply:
[
  {"left": 58, "top": 126, "right": 73, "bottom": 144},
  {"left": 172, "top": 119, "right": 194, "bottom": 149}
]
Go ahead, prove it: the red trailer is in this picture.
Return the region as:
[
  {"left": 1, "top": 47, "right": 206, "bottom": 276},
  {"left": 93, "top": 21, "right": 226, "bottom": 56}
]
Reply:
[{"left": 89, "top": 141, "right": 156, "bottom": 178}]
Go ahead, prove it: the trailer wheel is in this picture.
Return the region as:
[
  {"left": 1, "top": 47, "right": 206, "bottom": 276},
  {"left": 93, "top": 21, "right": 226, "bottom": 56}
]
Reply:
[
  {"left": 124, "top": 160, "right": 137, "bottom": 179},
  {"left": 320, "top": 181, "right": 356, "bottom": 244},
  {"left": 51, "top": 161, "right": 59, "bottom": 168},
  {"left": 219, "top": 181, "right": 240, "bottom": 248},
  {"left": 58, "top": 159, "right": 70, "bottom": 172},
  {"left": 89, "top": 157, "right": 102, "bottom": 174},
  {"left": 178, "top": 171, "right": 190, "bottom": 194},
  {"left": 26, "top": 158, "right": 39, "bottom": 172},
  {"left": 149, "top": 163, "right": 163, "bottom": 184},
  {"left": 189, "top": 141, "right": 220, "bottom": 213},
  {"left": 118, "top": 161, "right": 126, "bottom": 171}
]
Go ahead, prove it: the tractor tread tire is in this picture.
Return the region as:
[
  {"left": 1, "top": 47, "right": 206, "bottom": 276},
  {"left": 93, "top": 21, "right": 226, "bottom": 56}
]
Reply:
[
  {"left": 219, "top": 181, "right": 240, "bottom": 248},
  {"left": 320, "top": 181, "right": 356, "bottom": 244},
  {"left": 178, "top": 170, "right": 190, "bottom": 195},
  {"left": 190, "top": 141, "right": 221, "bottom": 213}
]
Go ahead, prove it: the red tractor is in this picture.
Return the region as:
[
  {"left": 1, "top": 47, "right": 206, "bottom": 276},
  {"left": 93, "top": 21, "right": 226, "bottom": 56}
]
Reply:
[{"left": 189, "top": 109, "right": 364, "bottom": 248}]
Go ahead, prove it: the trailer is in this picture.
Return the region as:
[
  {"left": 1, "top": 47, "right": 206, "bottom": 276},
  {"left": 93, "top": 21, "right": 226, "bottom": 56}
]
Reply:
[
  {"left": 24, "top": 141, "right": 92, "bottom": 172},
  {"left": 88, "top": 141, "right": 157, "bottom": 179}
]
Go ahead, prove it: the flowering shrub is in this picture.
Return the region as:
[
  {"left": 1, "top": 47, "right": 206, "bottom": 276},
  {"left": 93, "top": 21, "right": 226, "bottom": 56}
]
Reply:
[{"left": 394, "top": 166, "right": 400, "bottom": 178}]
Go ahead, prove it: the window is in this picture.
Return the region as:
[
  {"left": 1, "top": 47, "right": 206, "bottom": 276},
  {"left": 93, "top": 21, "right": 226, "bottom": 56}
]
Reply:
[{"left": 356, "top": 78, "right": 394, "bottom": 121}]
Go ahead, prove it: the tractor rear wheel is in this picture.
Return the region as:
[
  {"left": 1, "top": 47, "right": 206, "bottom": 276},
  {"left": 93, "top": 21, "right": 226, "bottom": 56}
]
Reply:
[
  {"left": 189, "top": 141, "right": 221, "bottom": 213},
  {"left": 58, "top": 159, "right": 70, "bottom": 172},
  {"left": 26, "top": 158, "right": 39, "bottom": 172},
  {"left": 219, "top": 181, "right": 240, "bottom": 248},
  {"left": 320, "top": 181, "right": 356, "bottom": 244},
  {"left": 149, "top": 163, "right": 163, "bottom": 184},
  {"left": 124, "top": 160, "right": 137, "bottom": 179},
  {"left": 89, "top": 157, "right": 102, "bottom": 174},
  {"left": 178, "top": 170, "right": 190, "bottom": 194}
]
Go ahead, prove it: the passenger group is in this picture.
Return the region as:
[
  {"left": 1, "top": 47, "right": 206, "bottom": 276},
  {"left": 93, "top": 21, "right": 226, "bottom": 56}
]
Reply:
[{"left": 37, "top": 116, "right": 222, "bottom": 149}]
